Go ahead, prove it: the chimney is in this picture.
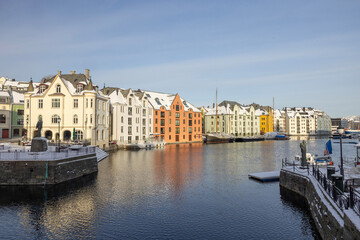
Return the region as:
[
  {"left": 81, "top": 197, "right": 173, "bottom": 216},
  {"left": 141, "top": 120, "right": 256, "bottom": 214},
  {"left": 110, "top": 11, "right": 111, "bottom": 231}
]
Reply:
[
  {"left": 85, "top": 69, "right": 90, "bottom": 79},
  {"left": 57, "top": 70, "right": 62, "bottom": 75},
  {"left": 70, "top": 70, "right": 76, "bottom": 74}
]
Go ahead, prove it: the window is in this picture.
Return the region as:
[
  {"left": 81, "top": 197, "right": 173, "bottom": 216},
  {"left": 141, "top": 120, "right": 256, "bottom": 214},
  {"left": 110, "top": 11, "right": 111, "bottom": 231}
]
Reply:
[
  {"left": 52, "top": 114, "right": 60, "bottom": 124},
  {"left": 86, "top": 99, "right": 88, "bottom": 108},
  {"left": 128, "top": 107, "right": 132, "bottom": 115},
  {"left": 75, "top": 130, "right": 83, "bottom": 140},
  {"left": 161, "top": 119, "right": 165, "bottom": 126},
  {"left": 38, "top": 99, "right": 43, "bottom": 109},
  {"left": 176, "top": 127, "right": 180, "bottom": 134},
  {"left": 74, "top": 99, "right": 78, "bottom": 108},
  {"left": 121, "top": 116, "right": 124, "bottom": 123},
  {"left": 161, "top": 112, "right": 165, "bottom": 118},
  {"left": 52, "top": 99, "right": 60, "bottom": 108},
  {"left": 128, "top": 126, "right": 132, "bottom": 135},
  {"left": 0, "top": 114, "right": 5, "bottom": 123},
  {"left": 142, "top": 109, "right": 146, "bottom": 116},
  {"left": 77, "top": 84, "right": 83, "bottom": 93},
  {"left": 176, "top": 105, "right": 179, "bottom": 111},
  {"left": 175, "top": 119, "right": 180, "bottom": 126},
  {"left": 128, "top": 118, "right": 132, "bottom": 125},
  {"left": 121, "top": 126, "right": 123, "bottom": 133},
  {"left": 17, "top": 109, "right": 24, "bottom": 116},
  {"left": 73, "top": 115, "right": 78, "bottom": 124},
  {"left": 176, "top": 113, "right": 180, "bottom": 118},
  {"left": 26, "top": 100, "right": 29, "bottom": 108},
  {"left": 39, "top": 85, "right": 46, "bottom": 93},
  {"left": 56, "top": 84, "right": 61, "bottom": 93},
  {"left": 90, "top": 114, "right": 93, "bottom": 124}
]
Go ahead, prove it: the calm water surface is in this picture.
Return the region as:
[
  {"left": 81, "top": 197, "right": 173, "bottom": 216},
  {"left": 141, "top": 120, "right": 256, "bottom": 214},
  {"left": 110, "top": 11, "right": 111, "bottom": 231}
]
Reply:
[{"left": 0, "top": 139, "right": 356, "bottom": 239}]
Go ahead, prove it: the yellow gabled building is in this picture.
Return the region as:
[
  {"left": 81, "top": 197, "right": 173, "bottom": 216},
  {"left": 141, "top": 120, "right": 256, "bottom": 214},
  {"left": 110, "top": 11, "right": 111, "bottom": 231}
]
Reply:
[{"left": 256, "top": 107, "right": 274, "bottom": 134}]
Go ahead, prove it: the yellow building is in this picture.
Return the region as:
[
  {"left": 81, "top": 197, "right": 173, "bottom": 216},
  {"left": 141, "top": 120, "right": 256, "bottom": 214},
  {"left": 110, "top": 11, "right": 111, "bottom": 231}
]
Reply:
[{"left": 256, "top": 107, "right": 274, "bottom": 134}]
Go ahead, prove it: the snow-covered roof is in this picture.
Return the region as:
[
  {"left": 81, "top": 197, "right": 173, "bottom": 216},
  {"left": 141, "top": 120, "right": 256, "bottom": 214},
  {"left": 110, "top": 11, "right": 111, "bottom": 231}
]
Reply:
[
  {"left": 144, "top": 91, "right": 200, "bottom": 112},
  {"left": 11, "top": 91, "right": 24, "bottom": 104},
  {"left": 205, "top": 105, "right": 233, "bottom": 116},
  {"left": 0, "top": 91, "right": 10, "bottom": 97}
]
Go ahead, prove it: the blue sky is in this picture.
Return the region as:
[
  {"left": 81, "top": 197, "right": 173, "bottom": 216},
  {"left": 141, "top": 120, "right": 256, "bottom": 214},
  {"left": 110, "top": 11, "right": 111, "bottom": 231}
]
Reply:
[{"left": 1, "top": 0, "right": 359, "bottom": 117}]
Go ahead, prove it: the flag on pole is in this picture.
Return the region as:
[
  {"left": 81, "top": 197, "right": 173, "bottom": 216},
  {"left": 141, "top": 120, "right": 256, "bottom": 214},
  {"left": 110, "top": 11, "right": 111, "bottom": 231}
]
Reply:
[{"left": 325, "top": 140, "right": 332, "bottom": 155}]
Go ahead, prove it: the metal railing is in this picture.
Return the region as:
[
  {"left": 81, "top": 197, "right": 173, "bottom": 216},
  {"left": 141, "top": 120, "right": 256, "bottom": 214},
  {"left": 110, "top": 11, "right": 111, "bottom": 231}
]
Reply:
[
  {"left": 312, "top": 166, "right": 348, "bottom": 210},
  {"left": 0, "top": 146, "right": 96, "bottom": 161},
  {"left": 349, "top": 187, "right": 360, "bottom": 216},
  {"left": 282, "top": 159, "right": 360, "bottom": 216}
]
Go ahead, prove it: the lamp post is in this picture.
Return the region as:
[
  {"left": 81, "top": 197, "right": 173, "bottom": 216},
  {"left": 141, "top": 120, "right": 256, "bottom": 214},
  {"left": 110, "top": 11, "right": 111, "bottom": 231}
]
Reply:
[
  {"left": 85, "top": 119, "right": 87, "bottom": 146},
  {"left": 58, "top": 117, "right": 61, "bottom": 152},
  {"left": 26, "top": 116, "right": 29, "bottom": 141},
  {"left": 337, "top": 125, "right": 344, "bottom": 178}
]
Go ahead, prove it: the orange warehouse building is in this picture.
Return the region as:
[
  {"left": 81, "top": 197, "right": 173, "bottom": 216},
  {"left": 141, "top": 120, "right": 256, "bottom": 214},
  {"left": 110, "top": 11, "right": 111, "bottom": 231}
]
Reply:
[{"left": 143, "top": 91, "right": 202, "bottom": 143}]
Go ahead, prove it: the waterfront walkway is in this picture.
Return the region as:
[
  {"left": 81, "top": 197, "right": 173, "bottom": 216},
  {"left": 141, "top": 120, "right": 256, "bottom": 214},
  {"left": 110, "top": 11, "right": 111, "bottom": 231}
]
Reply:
[{"left": 280, "top": 164, "right": 360, "bottom": 239}]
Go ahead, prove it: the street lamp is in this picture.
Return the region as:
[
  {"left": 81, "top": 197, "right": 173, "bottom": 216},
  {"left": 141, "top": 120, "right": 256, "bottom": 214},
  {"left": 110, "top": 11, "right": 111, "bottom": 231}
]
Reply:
[
  {"left": 58, "top": 117, "right": 61, "bottom": 152},
  {"left": 26, "top": 117, "right": 29, "bottom": 141},
  {"left": 337, "top": 125, "right": 344, "bottom": 177}
]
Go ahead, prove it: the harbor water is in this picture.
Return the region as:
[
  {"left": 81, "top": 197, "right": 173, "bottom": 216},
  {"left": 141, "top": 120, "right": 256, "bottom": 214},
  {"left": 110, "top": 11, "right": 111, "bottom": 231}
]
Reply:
[{"left": 0, "top": 138, "right": 356, "bottom": 239}]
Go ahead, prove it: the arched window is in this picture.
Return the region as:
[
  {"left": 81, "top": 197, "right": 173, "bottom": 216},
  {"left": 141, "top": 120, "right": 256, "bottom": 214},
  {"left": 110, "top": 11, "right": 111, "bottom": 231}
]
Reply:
[
  {"left": 73, "top": 114, "right": 78, "bottom": 124},
  {"left": 0, "top": 114, "right": 6, "bottom": 123},
  {"left": 52, "top": 114, "right": 60, "bottom": 124},
  {"left": 102, "top": 116, "right": 105, "bottom": 125},
  {"left": 56, "top": 84, "right": 61, "bottom": 93}
]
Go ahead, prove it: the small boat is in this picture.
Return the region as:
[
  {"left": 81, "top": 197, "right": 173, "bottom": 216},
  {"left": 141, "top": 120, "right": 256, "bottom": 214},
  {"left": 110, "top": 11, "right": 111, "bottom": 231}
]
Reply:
[
  {"left": 264, "top": 132, "right": 289, "bottom": 140},
  {"left": 274, "top": 134, "right": 289, "bottom": 140}
]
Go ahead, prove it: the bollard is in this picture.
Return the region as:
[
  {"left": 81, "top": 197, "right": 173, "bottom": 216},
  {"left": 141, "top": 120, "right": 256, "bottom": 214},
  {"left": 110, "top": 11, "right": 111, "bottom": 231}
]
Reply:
[
  {"left": 332, "top": 173, "right": 344, "bottom": 192},
  {"left": 327, "top": 166, "right": 335, "bottom": 180}
]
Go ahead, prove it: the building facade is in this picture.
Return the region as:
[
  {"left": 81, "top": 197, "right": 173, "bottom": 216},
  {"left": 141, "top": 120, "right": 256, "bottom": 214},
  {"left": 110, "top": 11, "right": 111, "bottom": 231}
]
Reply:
[
  {"left": 102, "top": 87, "right": 153, "bottom": 145},
  {"left": 144, "top": 91, "right": 202, "bottom": 143},
  {"left": 24, "top": 70, "right": 110, "bottom": 148},
  {"left": 204, "top": 101, "right": 261, "bottom": 136},
  {"left": 255, "top": 108, "right": 274, "bottom": 134},
  {"left": 278, "top": 107, "right": 331, "bottom": 136}
]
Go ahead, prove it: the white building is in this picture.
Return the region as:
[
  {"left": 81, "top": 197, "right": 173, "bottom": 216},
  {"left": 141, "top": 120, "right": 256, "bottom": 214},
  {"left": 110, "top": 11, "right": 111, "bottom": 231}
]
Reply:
[
  {"left": 279, "top": 107, "right": 331, "bottom": 136},
  {"left": 24, "top": 69, "right": 110, "bottom": 149},
  {"left": 102, "top": 87, "right": 153, "bottom": 146}
]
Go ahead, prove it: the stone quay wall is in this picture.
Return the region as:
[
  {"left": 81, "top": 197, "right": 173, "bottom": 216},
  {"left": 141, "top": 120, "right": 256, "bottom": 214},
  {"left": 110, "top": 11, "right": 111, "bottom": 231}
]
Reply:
[
  {"left": 0, "top": 153, "right": 98, "bottom": 185},
  {"left": 280, "top": 169, "right": 360, "bottom": 240}
]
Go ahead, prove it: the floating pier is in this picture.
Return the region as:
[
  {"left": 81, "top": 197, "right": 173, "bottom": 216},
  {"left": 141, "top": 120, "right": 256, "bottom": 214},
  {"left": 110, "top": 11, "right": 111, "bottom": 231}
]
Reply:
[{"left": 248, "top": 171, "right": 280, "bottom": 182}]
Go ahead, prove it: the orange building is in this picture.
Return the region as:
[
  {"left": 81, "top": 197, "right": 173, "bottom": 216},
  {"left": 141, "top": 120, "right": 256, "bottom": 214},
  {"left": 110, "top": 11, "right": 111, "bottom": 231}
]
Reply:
[{"left": 144, "top": 91, "right": 202, "bottom": 143}]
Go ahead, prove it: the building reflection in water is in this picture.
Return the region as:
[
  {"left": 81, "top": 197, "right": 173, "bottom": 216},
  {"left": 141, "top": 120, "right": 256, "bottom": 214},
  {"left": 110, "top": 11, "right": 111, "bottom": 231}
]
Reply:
[{"left": 153, "top": 143, "right": 203, "bottom": 197}]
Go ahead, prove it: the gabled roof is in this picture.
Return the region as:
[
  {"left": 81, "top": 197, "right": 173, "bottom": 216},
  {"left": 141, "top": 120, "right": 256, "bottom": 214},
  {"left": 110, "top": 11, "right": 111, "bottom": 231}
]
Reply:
[{"left": 144, "top": 90, "right": 200, "bottom": 112}]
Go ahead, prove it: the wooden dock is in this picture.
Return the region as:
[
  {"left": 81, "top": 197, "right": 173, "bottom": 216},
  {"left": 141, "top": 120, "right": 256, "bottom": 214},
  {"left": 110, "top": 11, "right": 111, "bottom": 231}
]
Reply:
[{"left": 248, "top": 171, "right": 280, "bottom": 182}]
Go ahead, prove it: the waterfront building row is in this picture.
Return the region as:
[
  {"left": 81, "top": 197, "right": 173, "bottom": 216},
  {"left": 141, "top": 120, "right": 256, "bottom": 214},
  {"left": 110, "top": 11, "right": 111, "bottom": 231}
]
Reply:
[
  {"left": 202, "top": 101, "right": 263, "bottom": 136},
  {"left": 15, "top": 69, "right": 202, "bottom": 147},
  {"left": 274, "top": 107, "right": 331, "bottom": 136}
]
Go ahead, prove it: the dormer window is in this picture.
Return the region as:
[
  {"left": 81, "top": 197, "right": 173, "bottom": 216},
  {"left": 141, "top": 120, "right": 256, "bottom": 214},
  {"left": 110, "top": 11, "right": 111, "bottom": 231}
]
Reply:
[
  {"left": 39, "top": 85, "right": 46, "bottom": 93},
  {"left": 76, "top": 84, "right": 83, "bottom": 93},
  {"left": 56, "top": 84, "right": 61, "bottom": 93}
]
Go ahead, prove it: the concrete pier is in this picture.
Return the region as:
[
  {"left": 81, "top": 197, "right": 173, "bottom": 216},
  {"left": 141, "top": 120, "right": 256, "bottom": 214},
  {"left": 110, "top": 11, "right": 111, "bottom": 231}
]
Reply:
[
  {"left": 0, "top": 147, "right": 98, "bottom": 185},
  {"left": 280, "top": 168, "right": 360, "bottom": 239}
]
